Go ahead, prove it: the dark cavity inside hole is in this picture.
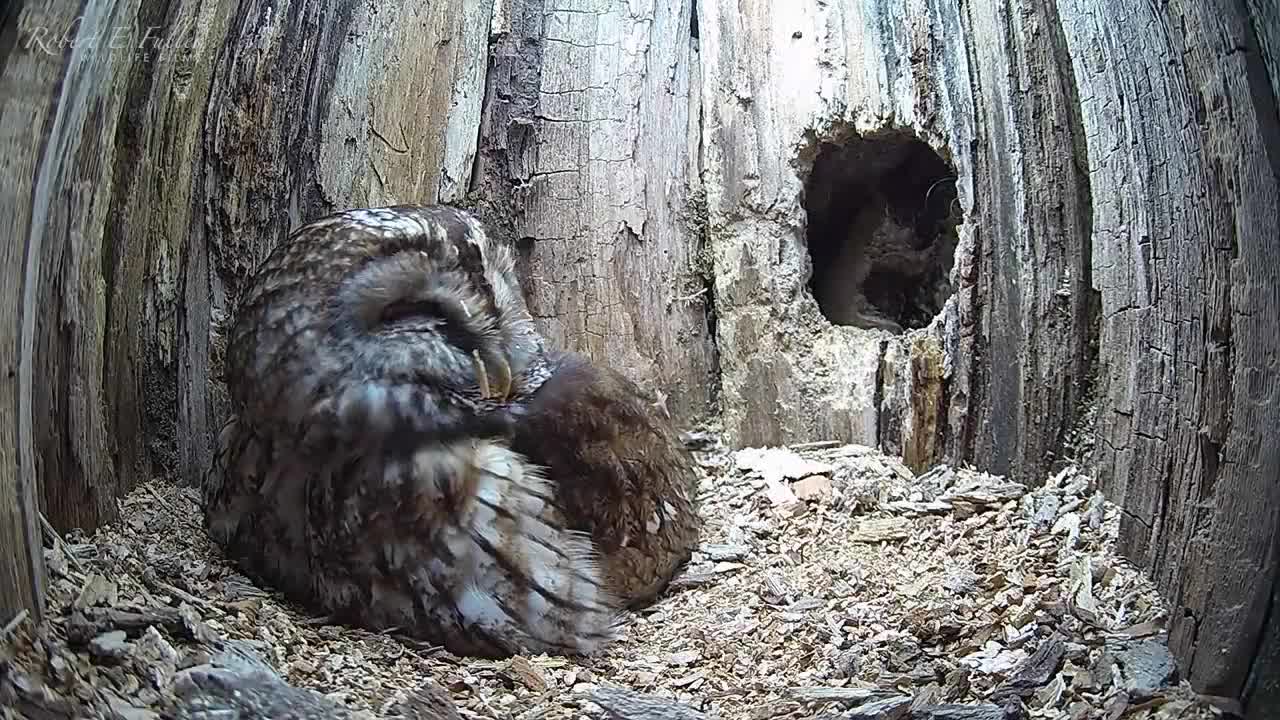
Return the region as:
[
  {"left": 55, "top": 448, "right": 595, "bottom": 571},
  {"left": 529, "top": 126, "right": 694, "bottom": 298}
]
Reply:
[{"left": 804, "top": 131, "right": 962, "bottom": 333}]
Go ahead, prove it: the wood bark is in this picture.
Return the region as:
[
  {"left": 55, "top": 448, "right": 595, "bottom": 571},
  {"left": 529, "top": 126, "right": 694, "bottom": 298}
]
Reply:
[
  {"left": 32, "top": 0, "right": 140, "bottom": 535},
  {"left": 699, "top": 0, "right": 1276, "bottom": 710},
  {"left": 0, "top": 0, "right": 55, "bottom": 626},
  {"left": 470, "top": 0, "right": 717, "bottom": 422},
  {"left": 1056, "top": 0, "right": 1280, "bottom": 706},
  {"left": 0, "top": 0, "right": 1276, "bottom": 713}
]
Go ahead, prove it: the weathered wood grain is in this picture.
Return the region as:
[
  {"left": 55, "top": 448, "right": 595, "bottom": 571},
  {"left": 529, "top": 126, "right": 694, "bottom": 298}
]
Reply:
[
  {"left": 473, "top": 0, "right": 717, "bottom": 423},
  {"left": 1245, "top": 572, "right": 1279, "bottom": 717},
  {"left": 201, "top": 0, "right": 494, "bottom": 482},
  {"left": 102, "top": 0, "right": 240, "bottom": 491},
  {"left": 0, "top": 1, "right": 67, "bottom": 625},
  {"left": 28, "top": 0, "right": 143, "bottom": 533},
  {"left": 957, "top": 0, "right": 1097, "bottom": 481},
  {"left": 203, "top": 0, "right": 492, "bottom": 294},
  {"left": 698, "top": 0, "right": 980, "bottom": 450},
  {"left": 1244, "top": 0, "right": 1279, "bottom": 110},
  {"left": 1057, "top": 0, "right": 1280, "bottom": 703}
]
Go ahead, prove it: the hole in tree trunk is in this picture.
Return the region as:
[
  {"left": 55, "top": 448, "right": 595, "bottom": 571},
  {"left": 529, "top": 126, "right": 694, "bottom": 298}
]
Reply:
[{"left": 803, "top": 130, "right": 962, "bottom": 333}]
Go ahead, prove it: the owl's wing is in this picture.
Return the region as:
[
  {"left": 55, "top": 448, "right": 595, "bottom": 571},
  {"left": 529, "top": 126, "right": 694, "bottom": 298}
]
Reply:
[
  {"left": 509, "top": 352, "right": 702, "bottom": 606},
  {"left": 208, "top": 407, "right": 624, "bottom": 658}
]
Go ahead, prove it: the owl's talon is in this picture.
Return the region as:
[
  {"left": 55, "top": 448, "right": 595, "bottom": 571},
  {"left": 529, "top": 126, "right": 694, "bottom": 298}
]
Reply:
[
  {"left": 490, "top": 356, "right": 512, "bottom": 400},
  {"left": 472, "top": 350, "right": 513, "bottom": 400},
  {"left": 472, "top": 350, "right": 493, "bottom": 397}
]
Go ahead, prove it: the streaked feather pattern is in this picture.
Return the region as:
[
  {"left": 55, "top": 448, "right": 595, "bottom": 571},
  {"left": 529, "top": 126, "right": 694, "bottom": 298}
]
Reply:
[{"left": 205, "top": 204, "right": 699, "bottom": 659}]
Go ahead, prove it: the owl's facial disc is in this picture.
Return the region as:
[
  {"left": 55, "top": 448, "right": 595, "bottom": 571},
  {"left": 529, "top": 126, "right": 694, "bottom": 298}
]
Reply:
[
  {"left": 340, "top": 257, "right": 514, "bottom": 400},
  {"left": 375, "top": 295, "right": 511, "bottom": 400}
]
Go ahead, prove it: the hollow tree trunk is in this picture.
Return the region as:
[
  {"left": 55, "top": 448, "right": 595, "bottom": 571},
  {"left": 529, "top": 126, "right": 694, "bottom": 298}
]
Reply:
[
  {"left": 698, "top": 1, "right": 1277, "bottom": 711},
  {"left": 1057, "top": 1, "right": 1279, "bottom": 705},
  {"left": 468, "top": 0, "right": 717, "bottom": 423},
  {"left": 200, "top": 0, "right": 716, "bottom": 438},
  {"left": 1, "top": 0, "right": 1276, "bottom": 713}
]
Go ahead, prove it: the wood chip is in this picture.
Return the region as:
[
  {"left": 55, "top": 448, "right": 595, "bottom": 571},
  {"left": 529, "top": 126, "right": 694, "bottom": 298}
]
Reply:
[
  {"left": 789, "top": 686, "right": 882, "bottom": 703},
  {"left": 507, "top": 656, "right": 549, "bottom": 692},
  {"left": 74, "top": 574, "right": 119, "bottom": 609},
  {"left": 667, "top": 650, "right": 701, "bottom": 666},
  {"left": 841, "top": 694, "right": 912, "bottom": 719},
  {"left": 992, "top": 638, "right": 1065, "bottom": 698},
  {"left": 735, "top": 447, "right": 834, "bottom": 481},
  {"left": 2, "top": 449, "right": 1210, "bottom": 720},
  {"left": 912, "top": 703, "right": 1005, "bottom": 720},
  {"left": 849, "top": 517, "right": 910, "bottom": 542},
  {"left": 698, "top": 543, "right": 750, "bottom": 562},
  {"left": 588, "top": 685, "right": 709, "bottom": 719},
  {"left": 1114, "top": 620, "right": 1162, "bottom": 638},
  {"left": 792, "top": 474, "right": 833, "bottom": 501}
]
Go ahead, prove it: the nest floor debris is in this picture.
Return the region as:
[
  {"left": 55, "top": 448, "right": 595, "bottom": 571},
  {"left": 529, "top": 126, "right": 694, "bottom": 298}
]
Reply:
[{"left": 2, "top": 435, "right": 1229, "bottom": 719}]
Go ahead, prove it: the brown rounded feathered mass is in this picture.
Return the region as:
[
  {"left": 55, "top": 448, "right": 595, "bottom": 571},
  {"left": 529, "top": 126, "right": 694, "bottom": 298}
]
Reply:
[
  {"left": 509, "top": 350, "right": 701, "bottom": 607},
  {"left": 204, "top": 204, "right": 701, "bottom": 659}
]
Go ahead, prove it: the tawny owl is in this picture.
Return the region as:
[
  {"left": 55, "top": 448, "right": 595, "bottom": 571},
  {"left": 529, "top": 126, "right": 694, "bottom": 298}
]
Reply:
[{"left": 205, "top": 204, "right": 700, "bottom": 659}]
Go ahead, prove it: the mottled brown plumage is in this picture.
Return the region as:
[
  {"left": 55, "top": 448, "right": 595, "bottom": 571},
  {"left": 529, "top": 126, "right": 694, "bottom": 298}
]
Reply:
[
  {"left": 509, "top": 350, "right": 701, "bottom": 606},
  {"left": 205, "top": 204, "right": 700, "bottom": 659}
]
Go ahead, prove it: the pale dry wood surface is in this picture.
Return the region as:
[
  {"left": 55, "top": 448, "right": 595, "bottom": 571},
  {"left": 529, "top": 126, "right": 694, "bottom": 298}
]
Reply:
[{"left": 472, "top": 0, "right": 717, "bottom": 423}]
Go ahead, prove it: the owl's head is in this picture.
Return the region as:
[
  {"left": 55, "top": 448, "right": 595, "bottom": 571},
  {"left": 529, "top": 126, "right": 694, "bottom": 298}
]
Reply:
[{"left": 228, "top": 205, "right": 542, "bottom": 446}]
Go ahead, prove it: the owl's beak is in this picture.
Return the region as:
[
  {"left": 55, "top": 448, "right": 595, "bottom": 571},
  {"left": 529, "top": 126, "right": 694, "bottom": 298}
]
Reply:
[{"left": 471, "top": 349, "right": 513, "bottom": 401}]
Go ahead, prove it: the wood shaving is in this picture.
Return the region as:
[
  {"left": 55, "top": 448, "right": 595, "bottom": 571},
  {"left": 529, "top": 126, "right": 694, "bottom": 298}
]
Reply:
[{"left": 1, "top": 436, "right": 1225, "bottom": 719}]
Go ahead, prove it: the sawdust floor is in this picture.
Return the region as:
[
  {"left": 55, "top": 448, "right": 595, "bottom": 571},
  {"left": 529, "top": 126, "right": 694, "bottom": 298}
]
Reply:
[{"left": 3, "top": 435, "right": 1228, "bottom": 720}]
